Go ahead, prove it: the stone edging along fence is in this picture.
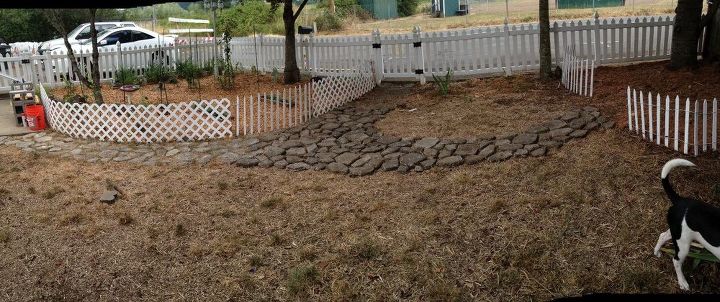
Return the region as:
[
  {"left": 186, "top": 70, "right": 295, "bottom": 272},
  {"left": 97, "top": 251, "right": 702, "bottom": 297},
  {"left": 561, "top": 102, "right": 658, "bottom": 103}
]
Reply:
[{"left": 39, "top": 69, "right": 376, "bottom": 144}]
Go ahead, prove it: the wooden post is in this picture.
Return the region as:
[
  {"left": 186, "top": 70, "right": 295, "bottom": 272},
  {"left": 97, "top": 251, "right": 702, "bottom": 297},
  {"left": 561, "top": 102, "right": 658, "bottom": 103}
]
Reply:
[
  {"left": 412, "top": 26, "right": 426, "bottom": 84},
  {"left": 503, "top": 19, "right": 512, "bottom": 76},
  {"left": 371, "top": 29, "right": 383, "bottom": 84},
  {"left": 593, "top": 11, "right": 601, "bottom": 63}
]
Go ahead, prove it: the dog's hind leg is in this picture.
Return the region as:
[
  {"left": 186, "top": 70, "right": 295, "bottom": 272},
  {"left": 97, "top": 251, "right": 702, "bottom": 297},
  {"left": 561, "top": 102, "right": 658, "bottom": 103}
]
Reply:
[
  {"left": 672, "top": 238, "right": 691, "bottom": 291},
  {"left": 654, "top": 229, "right": 672, "bottom": 257}
]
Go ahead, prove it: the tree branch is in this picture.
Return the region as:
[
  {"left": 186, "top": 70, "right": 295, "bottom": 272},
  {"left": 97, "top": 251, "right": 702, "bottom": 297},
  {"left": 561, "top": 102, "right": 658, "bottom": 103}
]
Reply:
[{"left": 293, "top": 0, "right": 310, "bottom": 21}]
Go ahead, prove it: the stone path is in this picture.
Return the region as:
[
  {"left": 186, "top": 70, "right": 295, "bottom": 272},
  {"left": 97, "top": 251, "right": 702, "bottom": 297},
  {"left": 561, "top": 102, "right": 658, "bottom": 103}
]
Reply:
[{"left": 0, "top": 102, "right": 614, "bottom": 176}]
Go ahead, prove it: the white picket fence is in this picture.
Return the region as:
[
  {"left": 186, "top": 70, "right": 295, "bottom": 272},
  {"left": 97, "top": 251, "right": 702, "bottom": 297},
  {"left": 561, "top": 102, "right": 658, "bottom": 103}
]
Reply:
[
  {"left": 236, "top": 70, "right": 376, "bottom": 136},
  {"left": 39, "top": 84, "right": 233, "bottom": 143},
  {"left": 626, "top": 87, "right": 718, "bottom": 156},
  {"left": 0, "top": 41, "right": 220, "bottom": 92},
  {"left": 230, "top": 14, "right": 691, "bottom": 82},
  {"left": 561, "top": 44, "right": 595, "bottom": 97}
]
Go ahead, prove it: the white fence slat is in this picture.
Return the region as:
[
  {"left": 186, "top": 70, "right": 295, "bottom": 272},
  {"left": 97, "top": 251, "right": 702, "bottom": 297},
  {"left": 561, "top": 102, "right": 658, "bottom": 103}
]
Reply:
[
  {"left": 664, "top": 95, "right": 670, "bottom": 147},
  {"left": 648, "top": 92, "right": 653, "bottom": 141},
  {"left": 243, "top": 96, "right": 247, "bottom": 135},
  {"left": 640, "top": 91, "right": 646, "bottom": 138},
  {"left": 656, "top": 93, "right": 661, "bottom": 145},
  {"left": 694, "top": 100, "right": 699, "bottom": 156},
  {"left": 627, "top": 87, "right": 633, "bottom": 131},
  {"left": 674, "top": 96, "right": 679, "bottom": 151},
  {"left": 703, "top": 99, "right": 707, "bottom": 152},
  {"left": 713, "top": 98, "right": 717, "bottom": 151},
  {"left": 236, "top": 96, "right": 240, "bottom": 137},
  {"left": 684, "top": 98, "right": 690, "bottom": 154}
]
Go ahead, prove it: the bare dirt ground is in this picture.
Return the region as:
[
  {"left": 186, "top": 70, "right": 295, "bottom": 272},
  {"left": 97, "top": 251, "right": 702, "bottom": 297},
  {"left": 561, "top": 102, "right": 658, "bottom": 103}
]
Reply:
[{"left": 2, "top": 61, "right": 720, "bottom": 301}]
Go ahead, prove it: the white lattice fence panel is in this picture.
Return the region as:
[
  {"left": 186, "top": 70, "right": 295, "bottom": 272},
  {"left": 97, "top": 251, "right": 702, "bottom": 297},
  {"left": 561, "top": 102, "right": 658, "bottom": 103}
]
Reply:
[
  {"left": 312, "top": 72, "right": 375, "bottom": 117},
  {"left": 43, "top": 98, "right": 232, "bottom": 143}
]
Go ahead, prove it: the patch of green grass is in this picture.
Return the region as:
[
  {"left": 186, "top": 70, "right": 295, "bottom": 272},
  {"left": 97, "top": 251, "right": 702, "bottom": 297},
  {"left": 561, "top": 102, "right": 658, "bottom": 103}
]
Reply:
[{"left": 288, "top": 264, "right": 319, "bottom": 296}]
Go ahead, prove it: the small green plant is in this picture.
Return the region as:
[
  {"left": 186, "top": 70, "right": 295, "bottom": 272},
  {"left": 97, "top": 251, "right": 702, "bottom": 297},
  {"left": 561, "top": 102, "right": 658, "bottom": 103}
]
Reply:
[
  {"left": 216, "top": 60, "right": 236, "bottom": 90},
  {"left": 287, "top": 265, "right": 319, "bottom": 296},
  {"left": 271, "top": 67, "right": 280, "bottom": 83},
  {"left": 113, "top": 67, "right": 139, "bottom": 87},
  {"left": 176, "top": 60, "right": 202, "bottom": 89},
  {"left": 144, "top": 64, "right": 177, "bottom": 84},
  {"left": 432, "top": 69, "right": 453, "bottom": 96}
]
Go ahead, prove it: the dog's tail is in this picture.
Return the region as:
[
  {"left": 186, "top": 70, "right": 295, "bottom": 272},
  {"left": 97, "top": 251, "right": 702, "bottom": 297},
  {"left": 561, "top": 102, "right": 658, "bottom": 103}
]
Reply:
[{"left": 661, "top": 158, "right": 695, "bottom": 203}]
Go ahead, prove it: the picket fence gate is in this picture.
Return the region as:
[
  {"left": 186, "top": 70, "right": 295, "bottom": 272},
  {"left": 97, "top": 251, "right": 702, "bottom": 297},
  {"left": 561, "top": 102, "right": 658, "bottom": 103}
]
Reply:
[
  {"left": 561, "top": 44, "right": 595, "bottom": 97},
  {"left": 626, "top": 87, "right": 718, "bottom": 156}
]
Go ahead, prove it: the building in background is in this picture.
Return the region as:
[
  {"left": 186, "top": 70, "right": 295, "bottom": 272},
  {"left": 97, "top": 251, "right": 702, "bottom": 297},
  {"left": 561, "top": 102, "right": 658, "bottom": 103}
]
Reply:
[
  {"left": 358, "top": 0, "right": 398, "bottom": 20},
  {"left": 556, "top": 0, "right": 625, "bottom": 9},
  {"left": 431, "top": 0, "right": 469, "bottom": 18}
]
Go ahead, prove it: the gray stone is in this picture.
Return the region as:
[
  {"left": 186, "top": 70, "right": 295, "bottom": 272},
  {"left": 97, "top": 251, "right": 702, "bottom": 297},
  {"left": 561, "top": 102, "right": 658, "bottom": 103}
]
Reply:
[
  {"left": 454, "top": 144, "right": 479, "bottom": 156},
  {"left": 568, "top": 117, "right": 589, "bottom": 129},
  {"left": 549, "top": 127, "right": 574, "bottom": 137},
  {"left": 264, "top": 146, "right": 285, "bottom": 157},
  {"left": 286, "top": 147, "right": 307, "bottom": 156},
  {"left": 584, "top": 122, "right": 599, "bottom": 130},
  {"left": 286, "top": 156, "right": 304, "bottom": 164},
  {"left": 477, "top": 145, "right": 496, "bottom": 159},
  {"left": 602, "top": 121, "right": 615, "bottom": 129},
  {"left": 376, "top": 136, "right": 400, "bottom": 145},
  {"left": 99, "top": 150, "right": 119, "bottom": 159},
  {"left": 380, "top": 158, "right": 399, "bottom": 171},
  {"left": 321, "top": 122, "right": 340, "bottom": 130},
  {"left": 346, "top": 132, "right": 370, "bottom": 142},
  {"left": 438, "top": 149, "right": 453, "bottom": 159},
  {"left": 514, "top": 149, "right": 529, "bottom": 157},
  {"left": 465, "top": 154, "right": 485, "bottom": 164},
  {"left": 423, "top": 148, "right": 439, "bottom": 158},
  {"left": 413, "top": 165, "right": 424, "bottom": 172},
  {"left": 361, "top": 145, "right": 385, "bottom": 153},
  {"left": 419, "top": 159, "right": 436, "bottom": 169},
  {"left": 258, "top": 160, "right": 274, "bottom": 168},
  {"left": 336, "top": 152, "right": 361, "bottom": 165},
  {"left": 512, "top": 133, "right": 538, "bottom": 145},
  {"left": 561, "top": 111, "right": 580, "bottom": 121},
  {"left": 389, "top": 140, "right": 412, "bottom": 148},
  {"left": 351, "top": 154, "right": 373, "bottom": 167},
  {"left": 494, "top": 139, "right": 511, "bottom": 146},
  {"left": 318, "top": 138, "right": 337, "bottom": 147},
  {"left": 237, "top": 157, "right": 259, "bottom": 167},
  {"left": 399, "top": 153, "right": 426, "bottom": 167},
  {"left": 437, "top": 156, "right": 463, "bottom": 167},
  {"left": 166, "top": 149, "right": 180, "bottom": 157},
  {"left": 530, "top": 147, "right": 547, "bottom": 157},
  {"left": 15, "top": 141, "right": 33, "bottom": 148},
  {"left": 413, "top": 137, "right": 440, "bottom": 149},
  {"left": 497, "top": 143, "right": 523, "bottom": 151},
  {"left": 197, "top": 154, "right": 213, "bottom": 165},
  {"left": 274, "top": 160, "right": 288, "bottom": 168},
  {"left": 218, "top": 153, "right": 240, "bottom": 164},
  {"left": 70, "top": 149, "right": 82, "bottom": 155},
  {"left": 545, "top": 120, "right": 567, "bottom": 130},
  {"left": 280, "top": 140, "right": 303, "bottom": 149},
  {"left": 34, "top": 136, "right": 52, "bottom": 143},
  {"left": 327, "top": 162, "right": 349, "bottom": 174},
  {"left": 350, "top": 158, "right": 383, "bottom": 176},
  {"left": 583, "top": 106, "right": 599, "bottom": 112},
  {"left": 526, "top": 125, "right": 549, "bottom": 134},
  {"left": 286, "top": 162, "right": 311, "bottom": 171},
  {"left": 100, "top": 190, "right": 118, "bottom": 203},
  {"left": 487, "top": 151, "right": 513, "bottom": 162},
  {"left": 524, "top": 144, "right": 540, "bottom": 151},
  {"left": 569, "top": 129, "right": 588, "bottom": 138},
  {"left": 316, "top": 152, "right": 337, "bottom": 163},
  {"left": 539, "top": 140, "right": 563, "bottom": 148}
]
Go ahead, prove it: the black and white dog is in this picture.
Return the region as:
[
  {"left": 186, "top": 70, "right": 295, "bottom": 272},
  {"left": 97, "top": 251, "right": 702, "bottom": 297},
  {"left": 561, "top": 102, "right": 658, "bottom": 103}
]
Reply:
[{"left": 653, "top": 158, "right": 720, "bottom": 290}]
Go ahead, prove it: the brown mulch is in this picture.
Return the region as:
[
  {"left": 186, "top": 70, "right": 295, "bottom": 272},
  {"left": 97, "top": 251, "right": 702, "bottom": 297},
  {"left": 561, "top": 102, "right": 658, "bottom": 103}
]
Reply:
[{"left": 50, "top": 73, "right": 309, "bottom": 105}]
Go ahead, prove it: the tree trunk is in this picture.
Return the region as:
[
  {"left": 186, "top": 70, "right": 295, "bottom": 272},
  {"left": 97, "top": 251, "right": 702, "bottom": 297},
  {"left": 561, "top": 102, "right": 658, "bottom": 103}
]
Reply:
[
  {"left": 88, "top": 9, "right": 103, "bottom": 104},
  {"left": 283, "top": 0, "right": 301, "bottom": 84},
  {"left": 701, "top": 0, "right": 719, "bottom": 61},
  {"left": 670, "top": 0, "right": 704, "bottom": 69},
  {"left": 538, "top": 0, "right": 552, "bottom": 79}
]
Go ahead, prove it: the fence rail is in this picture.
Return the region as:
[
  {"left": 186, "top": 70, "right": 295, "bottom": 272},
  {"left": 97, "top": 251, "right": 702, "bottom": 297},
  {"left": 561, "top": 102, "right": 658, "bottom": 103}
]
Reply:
[
  {"left": 626, "top": 87, "right": 718, "bottom": 156},
  {"left": 561, "top": 44, "right": 595, "bottom": 97}
]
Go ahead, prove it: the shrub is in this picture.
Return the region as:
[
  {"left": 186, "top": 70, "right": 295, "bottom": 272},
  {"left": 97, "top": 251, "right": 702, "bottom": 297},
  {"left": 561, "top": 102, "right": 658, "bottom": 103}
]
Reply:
[
  {"left": 144, "top": 64, "right": 176, "bottom": 84},
  {"left": 176, "top": 60, "right": 202, "bottom": 88},
  {"left": 398, "top": 0, "right": 420, "bottom": 17},
  {"left": 216, "top": 61, "right": 235, "bottom": 90},
  {"left": 432, "top": 69, "right": 453, "bottom": 95},
  {"left": 315, "top": 11, "right": 344, "bottom": 31},
  {"left": 217, "top": 0, "right": 283, "bottom": 36},
  {"left": 113, "top": 67, "right": 139, "bottom": 87},
  {"left": 271, "top": 67, "right": 280, "bottom": 83}
]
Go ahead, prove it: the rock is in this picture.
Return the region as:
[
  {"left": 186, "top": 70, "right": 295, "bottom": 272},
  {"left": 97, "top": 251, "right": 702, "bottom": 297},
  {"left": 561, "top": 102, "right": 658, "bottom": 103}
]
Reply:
[
  {"left": 280, "top": 140, "right": 303, "bottom": 149},
  {"left": 548, "top": 127, "right": 574, "bottom": 137},
  {"left": 99, "top": 150, "right": 119, "bottom": 159},
  {"left": 583, "top": 106, "right": 598, "bottom": 112},
  {"left": 419, "top": 159, "right": 436, "bottom": 169},
  {"left": 236, "top": 157, "right": 259, "bottom": 167},
  {"left": 361, "top": 145, "right": 385, "bottom": 153},
  {"left": 423, "top": 148, "right": 439, "bottom": 158},
  {"left": 346, "top": 132, "right": 370, "bottom": 142},
  {"left": 494, "top": 139, "right": 511, "bottom": 146},
  {"left": 197, "top": 154, "right": 213, "bottom": 165},
  {"left": 568, "top": 117, "right": 589, "bottom": 129},
  {"left": 321, "top": 122, "right": 340, "bottom": 130},
  {"left": 313, "top": 163, "right": 327, "bottom": 171},
  {"left": 497, "top": 143, "right": 523, "bottom": 151},
  {"left": 526, "top": 125, "right": 549, "bottom": 134},
  {"left": 487, "top": 151, "right": 513, "bottom": 162},
  {"left": 545, "top": 120, "right": 567, "bottom": 130},
  {"left": 336, "top": 152, "right": 361, "bottom": 165},
  {"left": 584, "top": 122, "right": 599, "bottom": 130},
  {"left": 413, "top": 166, "right": 424, "bottom": 172},
  {"left": 218, "top": 152, "right": 240, "bottom": 164},
  {"left": 561, "top": 111, "right": 580, "bottom": 121},
  {"left": 34, "top": 136, "right": 52, "bottom": 143},
  {"left": 602, "top": 121, "right": 615, "bottom": 129},
  {"left": 258, "top": 160, "right": 274, "bottom": 168},
  {"left": 70, "top": 149, "right": 82, "bottom": 155},
  {"left": 300, "top": 137, "right": 320, "bottom": 145},
  {"left": 437, "top": 156, "right": 463, "bottom": 167},
  {"left": 397, "top": 165, "right": 410, "bottom": 173},
  {"left": 465, "top": 154, "right": 485, "bottom": 164},
  {"left": 514, "top": 149, "right": 529, "bottom": 157},
  {"left": 380, "top": 158, "right": 399, "bottom": 171},
  {"left": 476, "top": 134, "right": 496, "bottom": 141},
  {"left": 399, "top": 153, "right": 426, "bottom": 167},
  {"left": 530, "top": 147, "right": 547, "bottom": 157},
  {"left": 539, "top": 140, "right": 563, "bottom": 148},
  {"left": 316, "top": 152, "right": 337, "bottom": 163},
  {"left": 512, "top": 133, "right": 538, "bottom": 145},
  {"left": 389, "top": 140, "right": 412, "bottom": 148},
  {"left": 264, "top": 146, "right": 285, "bottom": 157},
  {"left": 286, "top": 162, "right": 311, "bottom": 171},
  {"left": 327, "top": 162, "right": 349, "bottom": 174},
  {"left": 454, "top": 144, "right": 479, "bottom": 156},
  {"left": 100, "top": 190, "right": 118, "bottom": 204},
  {"left": 524, "top": 144, "right": 540, "bottom": 151},
  {"left": 165, "top": 149, "right": 181, "bottom": 157},
  {"left": 274, "top": 160, "right": 288, "bottom": 168},
  {"left": 350, "top": 158, "right": 383, "bottom": 176},
  {"left": 351, "top": 154, "right": 373, "bottom": 167},
  {"left": 286, "top": 156, "right": 304, "bottom": 164},
  {"left": 318, "top": 138, "right": 337, "bottom": 147},
  {"left": 413, "top": 137, "right": 440, "bottom": 149},
  {"left": 376, "top": 136, "right": 400, "bottom": 145},
  {"left": 286, "top": 147, "right": 306, "bottom": 156},
  {"left": 438, "top": 149, "right": 453, "bottom": 159},
  {"left": 569, "top": 129, "right": 588, "bottom": 138},
  {"left": 477, "top": 145, "right": 496, "bottom": 159}
]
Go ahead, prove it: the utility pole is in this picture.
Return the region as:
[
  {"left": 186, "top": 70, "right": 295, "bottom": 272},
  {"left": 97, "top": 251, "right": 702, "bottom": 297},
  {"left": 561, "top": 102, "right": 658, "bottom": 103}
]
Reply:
[{"left": 204, "top": 0, "right": 223, "bottom": 76}]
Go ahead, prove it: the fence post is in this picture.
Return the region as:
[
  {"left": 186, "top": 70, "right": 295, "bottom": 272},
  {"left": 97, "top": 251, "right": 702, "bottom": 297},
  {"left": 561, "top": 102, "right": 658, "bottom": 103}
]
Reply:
[
  {"left": 371, "top": 28, "right": 383, "bottom": 84},
  {"left": 552, "top": 21, "right": 560, "bottom": 67},
  {"left": 503, "top": 19, "right": 512, "bottom": 76},
  {"left": 309, "top": 31, "right": 316, "bottom": 77},
  {"left": 258, "top": 34, "right": 265, "bottom": 73},
  {"left": 115, "top": 41, "right": 122, "bottom": 72},
  {"left": 593, "top": 11, "right": 601, "bottom": 63},
  {"left": 44, "top": 51, "right": 53, "bottom": 85},
  {"left": 412, "top": 26, "right": 426, "bottom": 84}
]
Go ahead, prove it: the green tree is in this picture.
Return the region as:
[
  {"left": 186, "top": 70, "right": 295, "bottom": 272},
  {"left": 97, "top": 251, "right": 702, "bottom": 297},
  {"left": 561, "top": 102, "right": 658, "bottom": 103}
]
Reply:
[
  {"left": 397, "top": 0, "right": 419, "bottom": 17},
  {"left": 217, "top": 0, "right": 282, "bottom": 36}
]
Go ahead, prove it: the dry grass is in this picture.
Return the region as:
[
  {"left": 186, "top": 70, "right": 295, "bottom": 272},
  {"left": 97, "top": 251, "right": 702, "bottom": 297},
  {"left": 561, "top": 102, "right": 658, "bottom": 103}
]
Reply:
[{"left": 2, "top": 61, "right": 720, "bottom": 300}]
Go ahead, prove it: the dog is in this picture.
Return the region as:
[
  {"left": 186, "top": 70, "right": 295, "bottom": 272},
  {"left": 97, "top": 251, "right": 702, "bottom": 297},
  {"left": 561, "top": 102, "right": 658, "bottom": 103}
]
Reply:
[{"left": 653, "top": 158, "right": 720, "bottom": 290}]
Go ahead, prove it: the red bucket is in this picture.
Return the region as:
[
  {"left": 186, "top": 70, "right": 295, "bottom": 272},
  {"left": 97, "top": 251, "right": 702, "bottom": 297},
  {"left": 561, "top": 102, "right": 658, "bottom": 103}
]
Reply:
[{"left": 24, "top": 105, "right": 46, "bottom": 131}]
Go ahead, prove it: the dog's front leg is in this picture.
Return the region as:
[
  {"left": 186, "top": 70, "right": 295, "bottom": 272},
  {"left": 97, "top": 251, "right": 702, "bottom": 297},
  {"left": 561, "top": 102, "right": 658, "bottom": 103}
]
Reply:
[
  {"left": 654, "top": 230, "right": 671, "bottom": 257},
  {"left": 672, "top": 239, "right": 691, "bottom": 291}
]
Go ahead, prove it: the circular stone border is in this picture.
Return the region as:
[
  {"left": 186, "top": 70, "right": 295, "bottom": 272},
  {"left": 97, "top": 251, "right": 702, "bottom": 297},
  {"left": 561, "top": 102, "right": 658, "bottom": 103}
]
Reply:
[{"left": 0, "top": 103, "right": 614, "bottom": 176}]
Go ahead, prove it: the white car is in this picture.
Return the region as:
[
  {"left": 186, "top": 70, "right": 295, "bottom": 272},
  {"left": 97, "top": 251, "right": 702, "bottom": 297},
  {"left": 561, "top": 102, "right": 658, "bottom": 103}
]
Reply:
[
  {"left": 38, "top": 21, "right": 137, "bottom": 55},
  {"left": 75, "top": 27, "right": 177, "bottom": 65}
]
